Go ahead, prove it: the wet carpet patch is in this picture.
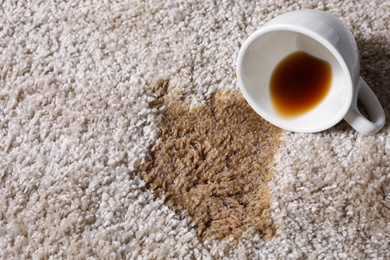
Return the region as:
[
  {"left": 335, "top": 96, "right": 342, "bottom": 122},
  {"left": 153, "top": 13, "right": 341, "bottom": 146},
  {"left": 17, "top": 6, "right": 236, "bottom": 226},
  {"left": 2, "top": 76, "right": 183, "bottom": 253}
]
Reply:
[{"left": 136, "top": 80, "right": 283, "bottom": 241}]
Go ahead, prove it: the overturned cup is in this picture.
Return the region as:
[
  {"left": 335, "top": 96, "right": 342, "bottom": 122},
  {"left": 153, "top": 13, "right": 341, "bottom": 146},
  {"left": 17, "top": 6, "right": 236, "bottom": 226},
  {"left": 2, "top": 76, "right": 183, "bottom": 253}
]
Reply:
[{"left": 236, "top": 9, "right": 385, "bottom": 135}]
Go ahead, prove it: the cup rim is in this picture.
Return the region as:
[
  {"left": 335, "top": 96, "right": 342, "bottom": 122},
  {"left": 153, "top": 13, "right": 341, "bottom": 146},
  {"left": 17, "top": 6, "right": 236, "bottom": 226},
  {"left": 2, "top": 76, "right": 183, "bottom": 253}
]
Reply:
[{"left": 236, "top": 25, "right": 354, "bottom": 133}]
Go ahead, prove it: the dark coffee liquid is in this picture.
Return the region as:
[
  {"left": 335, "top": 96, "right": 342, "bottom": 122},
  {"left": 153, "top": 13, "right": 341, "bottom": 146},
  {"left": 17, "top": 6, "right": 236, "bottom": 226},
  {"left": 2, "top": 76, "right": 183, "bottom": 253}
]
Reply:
[{"left": 270, "top": 51, "right": 332, "bottom": 118}]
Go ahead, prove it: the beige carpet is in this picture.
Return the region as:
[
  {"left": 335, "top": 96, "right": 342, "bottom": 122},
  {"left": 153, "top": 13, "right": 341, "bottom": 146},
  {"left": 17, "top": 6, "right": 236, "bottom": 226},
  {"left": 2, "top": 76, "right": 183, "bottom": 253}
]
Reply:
[{"left": 0, "top": 0, "right": 389, "bottom": 259}]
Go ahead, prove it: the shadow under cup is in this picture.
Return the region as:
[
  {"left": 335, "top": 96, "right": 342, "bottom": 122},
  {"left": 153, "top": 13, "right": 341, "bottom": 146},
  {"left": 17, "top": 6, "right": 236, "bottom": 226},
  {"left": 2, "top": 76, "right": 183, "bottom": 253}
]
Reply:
[{"left": 238, "top": 30, "right": 353, "bottom": 133}]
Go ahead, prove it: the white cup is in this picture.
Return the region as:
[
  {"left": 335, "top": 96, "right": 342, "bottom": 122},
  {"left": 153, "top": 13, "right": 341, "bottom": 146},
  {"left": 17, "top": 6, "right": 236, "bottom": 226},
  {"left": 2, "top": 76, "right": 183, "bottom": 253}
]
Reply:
[{"left": 236, "top": 9, "right": 385, "bottom": 135}]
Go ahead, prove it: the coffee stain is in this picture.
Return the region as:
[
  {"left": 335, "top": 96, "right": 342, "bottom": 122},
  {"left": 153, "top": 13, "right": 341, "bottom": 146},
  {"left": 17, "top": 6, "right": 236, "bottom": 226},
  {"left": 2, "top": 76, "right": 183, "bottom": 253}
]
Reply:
[{"left": 136, "top": 80, "right": 283, "bottom": 241}]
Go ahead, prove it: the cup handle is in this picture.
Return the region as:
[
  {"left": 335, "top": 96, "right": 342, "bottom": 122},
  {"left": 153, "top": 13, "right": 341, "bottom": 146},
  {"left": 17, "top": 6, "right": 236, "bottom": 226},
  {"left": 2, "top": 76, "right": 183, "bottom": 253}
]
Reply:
[{"left": 344, "top": 77, "right": 386, "bottom": 135}]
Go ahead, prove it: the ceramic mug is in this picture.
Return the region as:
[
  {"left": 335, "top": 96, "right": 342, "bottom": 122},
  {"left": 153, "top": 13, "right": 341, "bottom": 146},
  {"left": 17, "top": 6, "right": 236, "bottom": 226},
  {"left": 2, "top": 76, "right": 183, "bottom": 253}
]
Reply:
[{"left": 236, "top": 9, "right": 385, "bottom": 135}]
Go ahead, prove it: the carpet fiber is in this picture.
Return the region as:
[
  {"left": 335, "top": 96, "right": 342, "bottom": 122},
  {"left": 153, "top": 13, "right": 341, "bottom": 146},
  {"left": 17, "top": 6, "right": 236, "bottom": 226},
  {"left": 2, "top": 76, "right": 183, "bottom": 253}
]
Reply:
[{"left": 0, "top": 0, "right": 389, "bottom": 259}]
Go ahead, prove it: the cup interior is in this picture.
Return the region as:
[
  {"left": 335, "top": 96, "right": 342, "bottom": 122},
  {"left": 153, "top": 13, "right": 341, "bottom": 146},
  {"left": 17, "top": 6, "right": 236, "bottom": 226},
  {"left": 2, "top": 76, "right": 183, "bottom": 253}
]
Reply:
[{"left": 237, "top": 30, "right": 353, "bottom": 133}]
